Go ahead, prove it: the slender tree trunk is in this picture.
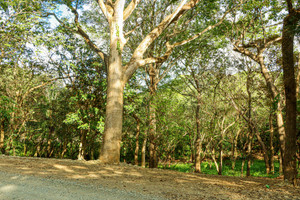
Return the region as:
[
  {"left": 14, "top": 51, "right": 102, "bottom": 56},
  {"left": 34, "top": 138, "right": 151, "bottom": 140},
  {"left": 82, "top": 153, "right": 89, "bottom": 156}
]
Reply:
[
  {"left": 134, "top": 118, "right": 140, "bottom": 166},
  {"left": 279, "top": 151, "right": 283, "bottom": 174},
  {"left": 246, "top": 133, "right": 252, "bottom": 177},
  {"left": 195, "top": 95, "right": 202, "bottom": 173},
  {"left": 241, "top": 160, "right": 245, "bottom": 177},
  {"left": 246, "top": 73, "right": 252, "bottom": 177},
  {"left": 0, "top": 121, "right": 5, "bottom": 154},
  {"left": 231, "top": 129, "right": 240, "bottom": 170},
  {"left": 35, "top": 144, "right": 41, "bottom": 157},
  {"left": 255, "top": 132, "right": 270, "bottom": 174},
  {"left": 218, "top": 142, "right": 223, "bottom": 175},
  {"left": 282, "top": 9, "right": 299, "bottom": 185},
  {"left": 78, "top": 130, "right": 86, "bottom": 160},
  {"left": 47, "top": 126, "right": 54, "bottom": 158},
  {"left": 141, "top": 133, "right": 147, "bottom": 168},
  {"left": 23, "top": 137, "right": 27, "bottom": 156},
  {"left": 269, "top": 112, "right": 275, "bottom": 174},
  {"left": 10, "top": 136, "right": 16, "bottom": 156},
  {"left": 60, "top": 139, "right": 67, "bottom": 159},
  {"left": 211, "top": 147, "right": 219, "bottom": 173},
  {"left": 257, "top": 56, "right": 286, "bottom": 160}
]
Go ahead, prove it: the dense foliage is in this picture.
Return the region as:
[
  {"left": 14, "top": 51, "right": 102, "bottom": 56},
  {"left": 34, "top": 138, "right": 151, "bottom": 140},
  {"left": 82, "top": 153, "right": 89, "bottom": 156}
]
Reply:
[{"left": 0, "top": 0, "right": 299, "bottom": 183}]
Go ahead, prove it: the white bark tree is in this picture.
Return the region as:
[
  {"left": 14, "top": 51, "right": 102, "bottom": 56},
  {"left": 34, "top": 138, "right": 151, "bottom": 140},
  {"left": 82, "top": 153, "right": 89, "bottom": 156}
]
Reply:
[{"left": 48, "top": 0, "right": 239, "bottom": 163}]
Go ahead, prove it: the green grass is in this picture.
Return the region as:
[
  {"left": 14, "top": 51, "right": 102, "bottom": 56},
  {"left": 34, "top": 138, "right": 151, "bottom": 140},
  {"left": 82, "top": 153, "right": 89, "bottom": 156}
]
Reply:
[{"left": 158, "top": 159, "right": 300, "bottom": 178}]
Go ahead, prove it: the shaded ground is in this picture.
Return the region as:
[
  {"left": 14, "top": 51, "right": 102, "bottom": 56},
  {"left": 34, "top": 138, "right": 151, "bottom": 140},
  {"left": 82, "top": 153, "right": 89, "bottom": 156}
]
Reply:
[{"left": 0, "top": 155, "right": 299, "bottom": 200}]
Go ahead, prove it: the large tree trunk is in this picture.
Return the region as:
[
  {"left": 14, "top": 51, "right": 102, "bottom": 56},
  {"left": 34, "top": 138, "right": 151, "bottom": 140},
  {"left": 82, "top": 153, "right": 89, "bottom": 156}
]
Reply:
[
  {"left": 195, "top": 95, "right": 202, "bottom": 173},
  {"left": 99, "top": 11, "right": 125, "bottom": 163},
  {"left": 148, "top": 64, "right": 158, "bottom": 168},
  {"left": 134, "top": 117, "right": 140, "bottom": 166},
  {"left": 282, "top": 9, "right": 299, "bottom": 185}
]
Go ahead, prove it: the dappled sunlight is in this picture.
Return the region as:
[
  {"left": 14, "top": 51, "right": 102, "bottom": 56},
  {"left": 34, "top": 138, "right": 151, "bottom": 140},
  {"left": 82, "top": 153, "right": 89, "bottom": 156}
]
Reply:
[
  {"left": 87, "top": 172, "right": 99, "bottom": 178},
  {"left": 53, "top": 164, "right": 75, "bottom": 173},
  {"left": 0, "top": 156, "right": 299, "bottom": 200},
  {"left": 72, "top": 166, "right": 87, "bottom": 170},
  {"left": 175, "top": 176, "right": 244, "bottom": 187},
  {"left": 0, "top": 185, "right": 17, "bottom": 192},
  {"left": 241, "top": 180, "right": 261, "bottom": 185},
  {"left": 71, "top": 175, "right": 86, "bottom": 179}
]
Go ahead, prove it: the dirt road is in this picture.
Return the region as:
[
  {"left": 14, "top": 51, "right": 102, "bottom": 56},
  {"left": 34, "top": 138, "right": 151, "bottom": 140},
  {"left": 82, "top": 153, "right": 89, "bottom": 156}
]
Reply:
[
  {"left": 0, "top": 171, "right": 164, "bottom": 200},
  {"left": 0, "top": 155, "right": 299, "bottom": 200}
]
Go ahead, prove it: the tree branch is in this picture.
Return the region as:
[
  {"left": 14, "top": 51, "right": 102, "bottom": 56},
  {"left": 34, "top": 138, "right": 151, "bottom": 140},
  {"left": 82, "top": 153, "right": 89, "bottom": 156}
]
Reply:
[
  {"left": 68, "top": 5, "right": 108, "bottom": 66},
  {"left": 97, "top": 0, "right": 113, "bottom": 20},
  {"left": 124, "top": 1, "right": 238, "bottom": 82},
  {"left": 123, "top": 0, "right": 141, "bottom": 21}
]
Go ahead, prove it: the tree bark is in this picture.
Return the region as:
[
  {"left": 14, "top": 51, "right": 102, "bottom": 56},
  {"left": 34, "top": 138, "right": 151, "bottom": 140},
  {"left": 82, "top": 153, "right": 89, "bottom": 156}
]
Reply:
[
  {"left": 246, "top": 132, "right": 252, "bottom": 177},
  {"left": 78, "top": 130, "right": 86, "bottom": 160},
  {"left": 231, "top": 129, "right": 240, "bottom": 170},
  {"left": 195, "top": 95, "right": 202, "bottom": 173},
  {"left": 99, "top": 6, "right": 125, "bottom": 163},
  {"left": 60, "top": 139, "right": 68, "bottom": 159},
  {"left": 241, "top": 160, "right": 245, "bottom": 177},
  {"left": 257, "top": 55, "right": 286, "bottom": 158},
  {"left": 141, "top": 132, "right": 147, "bottom": 168},
  {"left": 255, "top": 132, "right": 270, "bottom": 174},
  {"left": 279, "top": 150, "right": 283, "bottom": 174},
  {"left": 211, "top": 147, "right": 219, "bottom": 173},
  {"left": 269, "top": 112, "right": 275, "bottom": 174},
  {"left": 0, "top": 121, "right": 4, "bottom": 154},
  {"left": 148, "top": 64, "right": 158, "bottom": 168},
  {"left": 134, "top": 117, "right": 140, "bottom": 166},
  {"left": 218, "top": 141, "right": 223, "bottom": 175},
  {"left": 282, "top": 8, "right": 299, "bottom": 185}
]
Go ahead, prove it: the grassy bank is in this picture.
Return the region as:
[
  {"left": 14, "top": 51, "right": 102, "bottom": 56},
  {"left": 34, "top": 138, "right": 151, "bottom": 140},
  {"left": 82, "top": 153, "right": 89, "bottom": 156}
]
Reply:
[{"left": 158, "top": 159, "right": 300, "bottom": 178}]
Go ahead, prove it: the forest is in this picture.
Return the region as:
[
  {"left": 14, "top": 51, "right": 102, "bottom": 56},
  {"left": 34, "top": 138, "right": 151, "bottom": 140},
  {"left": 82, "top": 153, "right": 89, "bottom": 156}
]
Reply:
[{"left": 0, "top": 0, "right": 299, "bottom": 186}]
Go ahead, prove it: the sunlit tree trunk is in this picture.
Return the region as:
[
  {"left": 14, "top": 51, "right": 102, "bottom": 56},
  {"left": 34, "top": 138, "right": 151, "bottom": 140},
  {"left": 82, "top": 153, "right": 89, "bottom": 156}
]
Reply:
[
  {"left": 211, "top": 147, "right": 219, "bottom": 173},
  {"left": 246, "top": 132, "right": 252, "bottom": 177},
  {"left": 141, "top": 132, "right": 147, "bottom": 168},
  {"left": 0, "top": 121, "right": 4, "bottom": 154},
  {"left": 99, "top": 2, "right": 126, "bottom": 163},
  {"left": 60, "top": 139, "right": 68, "bottom": 159},
  {"left": 257, "top": 56, "right": 286, "bottom": 159},
  {"left": 78, "top": 130, "right": 86, "bottom": 160},
  {"left": 279, "top": 151, "right": 283, "bottom": 174},
  {"left": 241, "top": 160, "right": 245, "bottom": 177}
]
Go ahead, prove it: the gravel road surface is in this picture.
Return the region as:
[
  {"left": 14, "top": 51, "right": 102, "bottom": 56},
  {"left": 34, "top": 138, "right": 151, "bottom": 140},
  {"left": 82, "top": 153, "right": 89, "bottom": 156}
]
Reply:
[{"left": 0, "top": 171, "right": 166, "bottom": 200}]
